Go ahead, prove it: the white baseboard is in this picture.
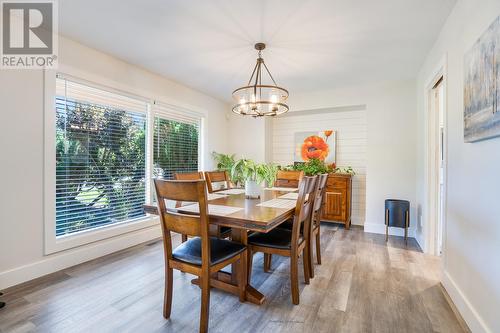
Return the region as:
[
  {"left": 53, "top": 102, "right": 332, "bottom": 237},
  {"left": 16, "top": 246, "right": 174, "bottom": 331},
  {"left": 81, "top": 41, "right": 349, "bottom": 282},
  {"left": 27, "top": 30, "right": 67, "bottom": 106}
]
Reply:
[
  {"left": 0, "top": 225, "right": 162, "bottom": 290},
  {"left": 363, "top": 222, "right": 416, "bottom": 238},
  {"left": 442, "top": 270, "right": 491, "bottom": 333}
]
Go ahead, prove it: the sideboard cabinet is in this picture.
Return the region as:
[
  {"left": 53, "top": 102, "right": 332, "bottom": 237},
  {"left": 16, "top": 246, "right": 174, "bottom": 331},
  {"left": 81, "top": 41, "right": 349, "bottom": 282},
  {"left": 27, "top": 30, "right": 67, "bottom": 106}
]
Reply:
[{"left": 321, "top": 173, "right": 353, "bottom": 229}]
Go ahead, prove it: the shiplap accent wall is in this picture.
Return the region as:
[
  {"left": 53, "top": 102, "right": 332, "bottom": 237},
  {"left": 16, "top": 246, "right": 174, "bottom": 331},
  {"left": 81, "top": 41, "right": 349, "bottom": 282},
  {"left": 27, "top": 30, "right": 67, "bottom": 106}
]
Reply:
[{"left": 271, "top": 107, "right": 367, "bottom": 225}]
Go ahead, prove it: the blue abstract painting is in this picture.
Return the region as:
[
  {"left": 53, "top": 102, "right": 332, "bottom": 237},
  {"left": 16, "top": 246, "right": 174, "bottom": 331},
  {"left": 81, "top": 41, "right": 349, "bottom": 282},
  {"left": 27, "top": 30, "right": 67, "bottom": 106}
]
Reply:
[{"left": 464, "top": 15, "right": 500, "bottom": 142}]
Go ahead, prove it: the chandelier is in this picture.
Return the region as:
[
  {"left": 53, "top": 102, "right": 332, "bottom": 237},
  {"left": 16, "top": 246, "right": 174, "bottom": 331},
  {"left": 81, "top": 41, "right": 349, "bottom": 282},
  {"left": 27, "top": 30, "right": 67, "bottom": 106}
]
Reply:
[{"left": 232, "top": 43, "right": 289, "bottom": 117}]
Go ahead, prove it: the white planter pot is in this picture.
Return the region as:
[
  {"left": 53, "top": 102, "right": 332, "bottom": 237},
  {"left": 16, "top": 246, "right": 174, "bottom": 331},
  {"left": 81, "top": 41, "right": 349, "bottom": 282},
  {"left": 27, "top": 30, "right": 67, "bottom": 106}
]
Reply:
[{"left": 245, "top": 180, "right": 261, "bottom": 199}]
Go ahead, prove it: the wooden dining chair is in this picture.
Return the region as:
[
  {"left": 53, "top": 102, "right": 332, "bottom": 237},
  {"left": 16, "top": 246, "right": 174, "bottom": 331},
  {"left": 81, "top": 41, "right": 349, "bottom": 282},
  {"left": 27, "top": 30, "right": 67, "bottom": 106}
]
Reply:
[
  {"left": 174, "top": 172, "right": 204, "bottom": 243},
  {"left": 174, "top": 172, "right": 232, "bottom": 242},
  {"left": 274, "top": 170, "right": 304, "bottom": 188},
  {"left": 308, "top": 173, "right": 329, "bottom": 278},
  {"left": 262, "top": 170, "right": 304, "bottom": 270},
  {"left": 174, "top": 171, "right": 205, "bottom": 181},
  {"left": 153, "top": 179, "right": 247, "bottom": 333},
  {"left": 247, "top": 176, "right": 317, "bottom": 305},
  {"left": 204, "top": 171, "right": 233, "bottom": 193}
]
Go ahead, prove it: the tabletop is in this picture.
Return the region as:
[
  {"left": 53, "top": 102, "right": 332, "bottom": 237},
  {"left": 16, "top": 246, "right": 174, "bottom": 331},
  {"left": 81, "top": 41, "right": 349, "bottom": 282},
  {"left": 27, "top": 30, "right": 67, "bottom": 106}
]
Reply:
[{"left": 143, "top": 188, "right": 298, "bottom": 232}]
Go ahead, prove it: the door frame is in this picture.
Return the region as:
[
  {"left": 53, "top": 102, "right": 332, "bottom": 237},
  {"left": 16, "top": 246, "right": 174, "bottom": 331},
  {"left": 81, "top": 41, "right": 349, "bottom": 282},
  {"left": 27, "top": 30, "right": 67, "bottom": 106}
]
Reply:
[{"left": 423, "top": 55, "right": 448, "bottom": 259}]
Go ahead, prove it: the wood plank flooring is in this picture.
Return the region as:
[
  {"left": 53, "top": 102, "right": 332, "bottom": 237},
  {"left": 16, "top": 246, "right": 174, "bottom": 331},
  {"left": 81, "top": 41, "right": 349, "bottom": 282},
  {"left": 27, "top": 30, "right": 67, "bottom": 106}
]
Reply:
[{"left": 0, "top": 225, "right": 468, "bottom": 333}]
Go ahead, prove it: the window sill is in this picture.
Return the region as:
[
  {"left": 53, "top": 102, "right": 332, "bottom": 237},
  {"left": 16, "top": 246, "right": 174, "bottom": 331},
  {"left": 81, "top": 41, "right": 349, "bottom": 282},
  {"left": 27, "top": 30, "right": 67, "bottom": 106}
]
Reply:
[{"left": 44, "top": 215, "right": 160, "bottom": 255}]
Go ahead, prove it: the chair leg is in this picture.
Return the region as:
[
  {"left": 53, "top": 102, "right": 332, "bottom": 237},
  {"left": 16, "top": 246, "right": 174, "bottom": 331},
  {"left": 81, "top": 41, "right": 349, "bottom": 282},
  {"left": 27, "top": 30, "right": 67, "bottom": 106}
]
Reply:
[
  {"left": 199, "top": 275, "right": 211, "bottom": 333},
  {"left": 163, "top": 266, "right": 173, "bottom": 319},
  {"left": 303, "top": 248, "right": 310, "bottom": 285},
  {"left": 247, "top": 248, "right": 254, "bottom": 284},
  {"left": 238, "top": 252, "right": 247, "bottom": 302},
  {"left": 290, "top": 254, "right": 300, "bottom": 305},
  {"left": 308, "top": 232, "right": 315, "bottom": 279},
  {"left": 264, "top": 253, "right": 272, "bottom": 272},
  {"left": 316, "top": 228, "right": 322, "bottom": 265},
  {"left": 181, "top": 234, "right": 188, "bottom": 243}
]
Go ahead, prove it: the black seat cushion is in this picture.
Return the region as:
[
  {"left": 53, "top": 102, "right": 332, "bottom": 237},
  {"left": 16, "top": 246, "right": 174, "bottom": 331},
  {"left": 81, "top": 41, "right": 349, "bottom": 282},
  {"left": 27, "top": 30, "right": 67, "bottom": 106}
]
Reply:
[
  {"left": 248, "top": 228, "right": 293, "bottom": 250},
  {"left": 279, "top": 219, "right": 293, "bottom": 230},
  {"left": 219, "top": 226, "right": 232, "bottom": 235},
  {"left": 172, "top": 237, "right": 245, "bottom": 266},
  {"left": 278, "top": 219, "right": 306, "bottom": 235}
]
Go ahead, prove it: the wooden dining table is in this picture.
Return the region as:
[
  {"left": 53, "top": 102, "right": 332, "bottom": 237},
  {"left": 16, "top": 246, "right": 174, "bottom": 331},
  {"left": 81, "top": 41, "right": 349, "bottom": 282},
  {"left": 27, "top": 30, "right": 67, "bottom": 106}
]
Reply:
[{"left": 143, "top": 188, "right": 297, "bottom": 305}]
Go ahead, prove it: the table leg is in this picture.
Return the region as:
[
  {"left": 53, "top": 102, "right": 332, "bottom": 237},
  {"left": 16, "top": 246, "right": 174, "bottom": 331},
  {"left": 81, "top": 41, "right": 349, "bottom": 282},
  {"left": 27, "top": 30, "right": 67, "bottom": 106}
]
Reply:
[{"left": 230, "top": 229, "right": 247, "bottom": 284}]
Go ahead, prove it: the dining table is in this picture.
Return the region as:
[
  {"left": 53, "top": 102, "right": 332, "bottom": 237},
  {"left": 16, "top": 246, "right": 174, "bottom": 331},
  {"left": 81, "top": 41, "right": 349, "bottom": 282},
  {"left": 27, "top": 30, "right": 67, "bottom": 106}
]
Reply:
[{"left": 143, "top": 187, "right": 298, "bottom": 305}]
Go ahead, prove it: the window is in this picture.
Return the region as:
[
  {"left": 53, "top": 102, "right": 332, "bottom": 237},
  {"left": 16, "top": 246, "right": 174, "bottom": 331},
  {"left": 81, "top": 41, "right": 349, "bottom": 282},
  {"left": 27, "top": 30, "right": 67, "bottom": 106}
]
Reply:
[
  {"left": 55, "top": 77, "right": 148, "bottom": 236},
  {"left": 153, "top": 104, "right": 200, "bottom": 180},
  {"left": 47, "top": 75, "right": 203, "bottom": 250}
]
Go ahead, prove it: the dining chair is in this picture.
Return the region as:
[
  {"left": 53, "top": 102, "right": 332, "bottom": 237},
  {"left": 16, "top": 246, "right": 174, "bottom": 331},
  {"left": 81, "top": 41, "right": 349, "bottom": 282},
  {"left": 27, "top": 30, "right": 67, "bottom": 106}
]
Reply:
[
  {"left": 274, "top": 170, "right": 304, "bottom": 188},
  {"left": 308, "top": 173, "right": 329, "bottom": 278},
  {"left": 174, "top": 172, "right": 232, "bottom": 242},
  {"left": 174, "top": 171, "right": 205, "bottom": 181},
  {"left": 153, "top": 179, "right": 247, "bottom": 333},
  {"left": 262, "top": 169, "right": 304, "bottom": 271},
  {"left": 174, "top": 172, "right": 203, "bottom": 243},
  {"left": 204, "top": 171, "right": 233, "bottom": 193},
  {"left": 247, "top": 176, "right": 317, "bottom": 305}
]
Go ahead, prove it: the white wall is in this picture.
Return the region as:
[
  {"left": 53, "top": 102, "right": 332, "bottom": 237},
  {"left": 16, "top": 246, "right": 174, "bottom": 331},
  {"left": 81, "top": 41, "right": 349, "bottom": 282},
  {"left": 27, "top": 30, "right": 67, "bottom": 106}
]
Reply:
[
  {"left": 271, "top": 108, "right": 367, "bottom": 226},
  {"left": 0, "top": 36, "right": 229, "bottom": 289},
  {"left": 290, "top": 80, "right": 417, "bottom": 236},
  {"left": 229, "top": 79, "right": 417, "bottom": 235},
  {"left": 416, "top": 0, "right": 500, "bottom": 332},
  {"left": 227, "top": 114, "right": 267, "bottom": 162}
]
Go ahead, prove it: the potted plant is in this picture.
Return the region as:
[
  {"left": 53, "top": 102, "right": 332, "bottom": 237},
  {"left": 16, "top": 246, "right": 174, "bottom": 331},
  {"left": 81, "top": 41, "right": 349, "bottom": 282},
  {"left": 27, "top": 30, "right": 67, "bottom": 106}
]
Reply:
[
  {"left": 230, "top": 159, "right": 278, "bottom": 198},
  {"left": 231, "top": 159, "right": 260, "bottom": 198},
  {"left": 211, "top": 152, "right": 237, "bottom": 173},
  {"left": 280, "top": 158, "right": 355, "bottom": 176},
  {"left": 258, "top": 163, "right": 279, "bottom": 188}
]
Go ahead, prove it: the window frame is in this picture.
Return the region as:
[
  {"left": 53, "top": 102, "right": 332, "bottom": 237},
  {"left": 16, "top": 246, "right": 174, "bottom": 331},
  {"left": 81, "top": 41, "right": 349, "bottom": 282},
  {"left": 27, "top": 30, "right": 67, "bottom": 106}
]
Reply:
[{"left": 44, "top": 71, "right": 204, "bottom": 254}]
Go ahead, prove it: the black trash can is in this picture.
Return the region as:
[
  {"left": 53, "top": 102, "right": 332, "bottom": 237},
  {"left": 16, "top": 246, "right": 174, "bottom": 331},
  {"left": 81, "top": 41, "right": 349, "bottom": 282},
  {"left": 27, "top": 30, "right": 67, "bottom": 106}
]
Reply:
[{"left": 385, "top": 199, "right": 410, "bottom": 244}]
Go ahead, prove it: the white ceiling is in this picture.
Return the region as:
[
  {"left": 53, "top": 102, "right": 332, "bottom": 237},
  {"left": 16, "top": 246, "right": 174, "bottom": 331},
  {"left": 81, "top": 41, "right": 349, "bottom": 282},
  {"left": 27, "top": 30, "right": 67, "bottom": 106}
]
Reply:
[{"left": 59, "top": 0, "right": 456, "bottom": 103}]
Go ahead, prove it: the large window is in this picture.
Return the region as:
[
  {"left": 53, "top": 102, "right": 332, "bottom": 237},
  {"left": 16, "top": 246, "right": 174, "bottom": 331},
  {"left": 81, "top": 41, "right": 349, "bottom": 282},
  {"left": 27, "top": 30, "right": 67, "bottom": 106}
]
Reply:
[
  {"left": 53, "top": 76, "right": 202, "bottom": 241},
  {"left": 55, "top": 78, "right": 148, "bottom": 236},
  {"left": 153, "top": 107, "right": 200, "bottom": 179}
]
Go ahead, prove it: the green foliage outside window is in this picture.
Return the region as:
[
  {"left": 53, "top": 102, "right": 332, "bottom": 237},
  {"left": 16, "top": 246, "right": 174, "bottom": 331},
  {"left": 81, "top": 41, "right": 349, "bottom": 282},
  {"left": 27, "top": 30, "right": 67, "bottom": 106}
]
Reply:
[
  {"left": 56, "top": 98, "right": 146, "bottom": 236},
  {"left": 153, "top": 118, "right": 199, "bottom": 180}
]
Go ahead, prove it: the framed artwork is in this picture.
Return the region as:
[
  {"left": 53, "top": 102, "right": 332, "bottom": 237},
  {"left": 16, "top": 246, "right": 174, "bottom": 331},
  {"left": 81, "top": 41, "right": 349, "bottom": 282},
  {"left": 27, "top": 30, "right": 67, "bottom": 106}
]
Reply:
[
  {"left": 464, "top": 15, "right": 500, "bottom": 142},
  {"left": 294, "top": 130, "right": 336, "bottom": 164}
]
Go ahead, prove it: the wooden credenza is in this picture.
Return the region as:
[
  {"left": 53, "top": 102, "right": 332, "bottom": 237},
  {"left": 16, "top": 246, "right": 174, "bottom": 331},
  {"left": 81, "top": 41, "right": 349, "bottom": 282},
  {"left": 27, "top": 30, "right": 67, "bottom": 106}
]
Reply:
[{"left": 321, "top": 173, "right": 353, "bottom": 229}]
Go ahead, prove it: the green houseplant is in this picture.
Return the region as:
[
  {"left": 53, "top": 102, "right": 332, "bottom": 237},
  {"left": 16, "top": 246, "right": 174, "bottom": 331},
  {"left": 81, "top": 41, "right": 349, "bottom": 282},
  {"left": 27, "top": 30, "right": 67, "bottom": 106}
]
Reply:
[
  {"left": 231, "top": 159, "right": 261, "bottom": 198},
  {"left": 258, "top": 163, "right": 279, "bottom": 188},
  {"left": 281, "top": 158, "right": 333, "bottom": 176},
  {"left": 230, "top": 159, "right": 279, "bottom": 198},
  {"left": 211, "top": 152, "right": 236, "bottom": 173},
  {"left": 280, "top": 158, "right": 355, "bottom": 176}
]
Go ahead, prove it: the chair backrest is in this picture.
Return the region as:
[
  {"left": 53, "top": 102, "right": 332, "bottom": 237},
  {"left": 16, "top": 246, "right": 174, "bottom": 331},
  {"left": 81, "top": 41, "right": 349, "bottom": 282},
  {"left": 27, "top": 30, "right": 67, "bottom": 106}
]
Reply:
[
  {"left": 173, "top": 172, "right": 205, "bottom": 208},
  {"left": 275, "top": 170, "right": 304, "bottom": 188},
  {"left": 174, "top": 171, "right": 205, "bottom": 181},
  {"left": 205, "top": 171, "right": 232, "bottom": 193},
  {"left": 291, "top": 176, "right": 318, "bottom": 248},
  {"left": 311, "top": 174, "right": 329, "bottom": 227},
  {"left": 154, "top": 179, "right": 210, "bottom": 263}
]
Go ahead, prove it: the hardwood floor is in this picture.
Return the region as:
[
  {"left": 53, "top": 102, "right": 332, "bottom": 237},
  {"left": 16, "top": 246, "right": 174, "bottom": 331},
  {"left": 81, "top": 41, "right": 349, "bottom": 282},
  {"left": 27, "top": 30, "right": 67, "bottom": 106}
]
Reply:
[{"left": 0, "top": 225, "right": 468, "bottom": 333}]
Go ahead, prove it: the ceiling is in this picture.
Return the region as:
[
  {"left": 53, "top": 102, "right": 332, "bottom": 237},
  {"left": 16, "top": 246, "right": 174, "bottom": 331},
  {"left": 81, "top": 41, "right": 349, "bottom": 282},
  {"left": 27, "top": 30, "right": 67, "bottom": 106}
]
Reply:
[{"left": 59, "top": 0, "right": 456, "bottom": 103}]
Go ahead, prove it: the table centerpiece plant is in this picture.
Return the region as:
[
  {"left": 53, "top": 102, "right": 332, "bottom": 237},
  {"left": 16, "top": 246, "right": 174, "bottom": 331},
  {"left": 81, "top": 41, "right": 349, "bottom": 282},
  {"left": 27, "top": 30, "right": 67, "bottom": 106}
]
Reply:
[{"left": 230, "top": 159, "right": 278, "bottom": 199}]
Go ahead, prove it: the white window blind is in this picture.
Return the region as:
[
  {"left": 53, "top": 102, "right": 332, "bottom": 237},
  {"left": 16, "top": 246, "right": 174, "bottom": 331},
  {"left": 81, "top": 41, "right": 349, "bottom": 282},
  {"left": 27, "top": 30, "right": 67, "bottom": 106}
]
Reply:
[
  {"left": 55, "top": 76, "right": 148, "bottom": 236},
  {"left": 152, "top": 103, "right": 201, "bottom": 180}
]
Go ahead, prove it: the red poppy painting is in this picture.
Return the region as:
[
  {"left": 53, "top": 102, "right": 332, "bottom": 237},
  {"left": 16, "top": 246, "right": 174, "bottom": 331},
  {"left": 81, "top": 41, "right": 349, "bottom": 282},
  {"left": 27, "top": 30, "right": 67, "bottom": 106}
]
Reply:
[{"left": 294, "top": 130, "right": 336, "bottom": 163}]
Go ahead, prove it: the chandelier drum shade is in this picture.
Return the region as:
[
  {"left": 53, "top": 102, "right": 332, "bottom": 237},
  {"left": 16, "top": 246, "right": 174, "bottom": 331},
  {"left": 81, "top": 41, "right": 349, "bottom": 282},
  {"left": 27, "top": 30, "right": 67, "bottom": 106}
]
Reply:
[{"left": 232, "top": 43, "right": 289, "bottom": 117}]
